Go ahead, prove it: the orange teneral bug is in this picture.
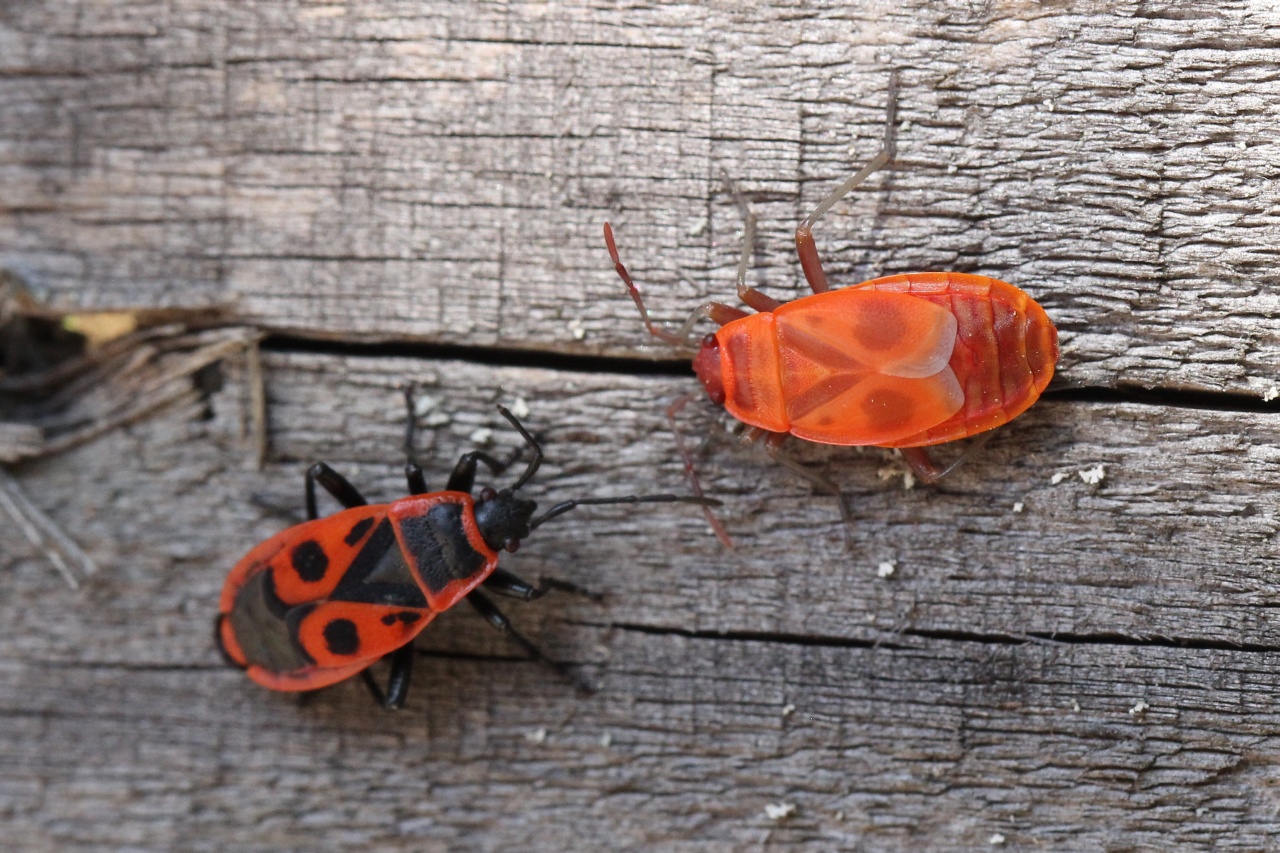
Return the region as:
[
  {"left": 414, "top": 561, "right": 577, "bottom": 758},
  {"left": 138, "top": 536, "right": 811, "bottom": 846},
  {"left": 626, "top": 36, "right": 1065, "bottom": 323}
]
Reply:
[{"left": 604, "top": 73, "right": 1058, "bottom": 545}]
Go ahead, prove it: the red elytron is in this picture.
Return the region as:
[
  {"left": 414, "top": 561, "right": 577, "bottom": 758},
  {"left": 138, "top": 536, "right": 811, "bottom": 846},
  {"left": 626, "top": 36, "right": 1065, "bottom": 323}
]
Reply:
[
  {"left": 216, "top": 398, "right": 716, "bottom": 708},
  {"left": 605, "top": 74, "right": 1058, "bottom": 544}
]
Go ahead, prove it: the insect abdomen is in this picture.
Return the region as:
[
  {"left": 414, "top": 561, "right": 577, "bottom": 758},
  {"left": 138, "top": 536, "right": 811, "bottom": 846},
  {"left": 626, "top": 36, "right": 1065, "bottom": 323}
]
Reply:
[{"left": 856, "top": 272, "right": 1058, "bottom": 447}]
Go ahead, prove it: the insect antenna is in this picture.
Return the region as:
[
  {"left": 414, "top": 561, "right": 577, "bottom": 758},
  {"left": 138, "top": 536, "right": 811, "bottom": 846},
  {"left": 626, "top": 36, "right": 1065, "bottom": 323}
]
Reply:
[
  {"left": 604, "top": 223, "right": 697, "bottom": 351},
  {"left": 529, "top": 491, "right": 721, "bottom": 531},
  {"left": 496, "top": 405, "right": 543, "bottom": 490}
]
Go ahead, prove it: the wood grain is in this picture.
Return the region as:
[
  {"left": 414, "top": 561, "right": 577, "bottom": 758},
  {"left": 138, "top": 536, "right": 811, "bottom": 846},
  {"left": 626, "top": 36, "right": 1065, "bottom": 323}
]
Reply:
[
  {"left": 3, "top": 1, "right": 1280, "bottom": 392},
  {"left": 3, "top": 353, "right": 1280, "bottom": 850},
  {"left": 3, "top": 1, "right": 1280, "bottom": 850}
]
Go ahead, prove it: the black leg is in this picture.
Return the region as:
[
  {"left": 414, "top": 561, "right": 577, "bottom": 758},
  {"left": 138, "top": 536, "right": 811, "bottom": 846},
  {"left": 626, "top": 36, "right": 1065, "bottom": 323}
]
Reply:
[
  {"left": 405, "top": 463, "right": 429, "bottom": 496},
  {"left": 402, "top": 386, "right": 523, "bottom": 495},
  {"left": 466, "top": 590, "right": 592, "bottom": 693},
  {"left": 359, "top": 669, "right": 386, "bottom": 706},
  {"left": 400, "top": 386, "right": 433, "bottom": 495},
  {"left": 446, "top": 450, "right": 513, "bottom": 493},
  {"left": 305, "top": 462, "right": 368, "bottom": 521},
  {"left": 403, "top": 384, "right": 427, "bottom": 473},
  {"left": 483, "top": 567, "right": 603, "bottom": 602},
  {"left": 358, "top": 644, "right": 416, "bottom": 710}
]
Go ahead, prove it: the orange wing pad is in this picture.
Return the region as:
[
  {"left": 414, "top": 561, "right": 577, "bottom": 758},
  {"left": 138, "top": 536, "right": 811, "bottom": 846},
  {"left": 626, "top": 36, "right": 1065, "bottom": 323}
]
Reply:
[
  {"left": 772, "top": 290, "right": 963, "bottom": 445},
  {"left": 715, "top": 312, "right": 789, "bottom": 433},
  {"left": 776, "top": 289, "right": 957, "bottom": 378}
]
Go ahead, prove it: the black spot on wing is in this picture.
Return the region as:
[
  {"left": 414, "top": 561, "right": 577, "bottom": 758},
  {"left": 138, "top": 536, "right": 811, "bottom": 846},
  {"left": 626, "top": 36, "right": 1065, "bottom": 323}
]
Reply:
[
  {"left": 380, "top": 612, "right": 423, "bottom": 626},
  {"left": 344, "top": 517, "right": 375, "bottom": 546},
  {"left": 291, "top": 540, "right": 329, "bottom": 583},
  {"left": 323, "top": 619, "right": 360, "bottom": 656}
]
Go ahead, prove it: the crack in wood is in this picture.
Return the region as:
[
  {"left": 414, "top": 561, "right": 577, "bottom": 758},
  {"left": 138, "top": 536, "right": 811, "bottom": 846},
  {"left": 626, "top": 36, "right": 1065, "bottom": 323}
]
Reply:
[{"left": 597, "top": 621, "right": 1280, "bottom": 655}]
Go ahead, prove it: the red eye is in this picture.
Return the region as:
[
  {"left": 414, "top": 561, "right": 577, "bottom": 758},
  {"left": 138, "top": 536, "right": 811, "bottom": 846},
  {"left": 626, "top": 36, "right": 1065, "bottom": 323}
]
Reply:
[
  {"left": 479, "top": 487, "right": 497, "bottom": 502},
  {"left": 503, "top": 538, "right": 520, "bottom": 553}
]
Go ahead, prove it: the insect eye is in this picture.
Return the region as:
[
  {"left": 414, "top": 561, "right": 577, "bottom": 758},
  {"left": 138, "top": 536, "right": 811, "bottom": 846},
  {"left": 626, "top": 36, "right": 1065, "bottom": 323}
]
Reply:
[
  {"left": 503, "top": 538, "right": 520, "bottom": 553},
  {"left": 479, "top": 486, "right": 497, "bottom": 502}
]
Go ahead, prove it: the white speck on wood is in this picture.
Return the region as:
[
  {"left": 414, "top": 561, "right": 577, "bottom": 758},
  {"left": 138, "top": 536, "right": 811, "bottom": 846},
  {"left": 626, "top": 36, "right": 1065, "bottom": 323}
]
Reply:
[
  {"left": 1079, "top": 464, "right": 1106, "bottom": 485},
  {"left": 764, "top": 802, "right": 796, "bottom": 821}
]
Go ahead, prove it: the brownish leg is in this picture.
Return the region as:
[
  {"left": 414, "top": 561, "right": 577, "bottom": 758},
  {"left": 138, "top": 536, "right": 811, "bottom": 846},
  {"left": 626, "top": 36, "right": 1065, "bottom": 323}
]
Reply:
[
  {"left": 720, "top": 172, "right": 783, "bottom": 313},
  {"left": 666, "top": 391, "right": 734, "bottom": 548},
  {"left": 898, "top": 432, "right": 993, "bottom": 484},
  {"left": 673, "top": 301, "right": 750, "bottom": 343},
  {"left": 794, "top": 70, "right": 900, "bottom": 294},
  {"left": 760, "top": 434, "right": 856, "bottom": 546}
]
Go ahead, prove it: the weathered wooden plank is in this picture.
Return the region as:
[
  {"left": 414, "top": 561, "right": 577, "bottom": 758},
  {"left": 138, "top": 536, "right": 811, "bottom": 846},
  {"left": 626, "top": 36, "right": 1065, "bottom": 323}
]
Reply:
[
  {"left": 5, "top": 1, "right": 1280, "bottom": 849},
  {"left": 7, "top": 352, "right": 1278, "bottom": 660},
  {"left": 4, "top": 1, "right": 1280, "bottom": 394},
  {"left": 4, "top": 631, "right": 1280, "bottom": 850},
  {"left": 3, "top": 352, "right": 1279, "bottom": 848}
]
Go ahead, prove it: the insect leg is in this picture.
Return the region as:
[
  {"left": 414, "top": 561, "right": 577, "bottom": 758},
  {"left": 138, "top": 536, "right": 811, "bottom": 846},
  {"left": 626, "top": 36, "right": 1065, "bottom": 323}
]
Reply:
[
  {"left": 384, "top": 643, "right": 415, "bottom": 709},
  {"left": 765, "top": 438, "right": 856, "bottom": 547},
  {"left": 898, "top": 432, "right": 993, "bottom": 484},
  {"left": 664, "top": 392, "right": 734, "bottom": 549},
  {"left": 305, "top": 463, "right": 368, "bottom": 521},
  {"left": 359, "top": 669, "right": 385, "bottom": 706},
  {"left": 446, "top": 450, "right": 516, "bottom": 493},
  {"left": 404, "top": 464, "right": 429, "bottom": 496},
  {"left": 398, "top": 384, "right": 432, "bottom": 494},
  {"left": 673, "top": 302, "right": 749, "bottom": 344},
  {"left": 483, "top": 567, "right": 603, "bottom": 602},
  {"left": 356, "top": 643, "right": 415, "bottom": 710},
  {"left": 794, "top": 70, "right": 900, "bottom": 294},
  {"left": 466, "top": 590, "right": 593, "bottom": 693},
  {"left": 720, "top": 171, "right": 782, "bottom": 313}
]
